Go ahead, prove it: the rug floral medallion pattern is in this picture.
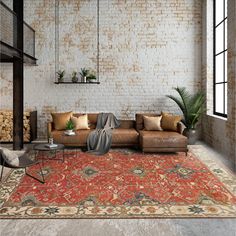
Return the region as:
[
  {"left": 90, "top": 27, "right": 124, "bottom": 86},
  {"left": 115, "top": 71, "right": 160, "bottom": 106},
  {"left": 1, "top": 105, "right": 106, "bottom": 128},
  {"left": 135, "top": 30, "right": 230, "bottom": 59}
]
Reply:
[{"left": 0, "top": 148, "right": 236, "bottom": 219}]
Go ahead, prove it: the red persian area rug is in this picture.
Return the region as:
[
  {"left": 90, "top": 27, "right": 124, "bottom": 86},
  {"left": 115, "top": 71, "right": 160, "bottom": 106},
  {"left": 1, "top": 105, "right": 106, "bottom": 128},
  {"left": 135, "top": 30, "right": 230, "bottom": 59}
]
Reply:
[{"left": 0, "top": 150, "right": 236, "bottom": 218}]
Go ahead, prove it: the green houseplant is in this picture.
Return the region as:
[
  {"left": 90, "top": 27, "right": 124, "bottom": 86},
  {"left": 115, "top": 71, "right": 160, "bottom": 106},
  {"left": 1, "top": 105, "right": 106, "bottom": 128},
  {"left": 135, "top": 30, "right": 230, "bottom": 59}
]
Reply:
[
  {"left": 66, "top": 120, "right": 74, "bottom": 133},
  {"left": 56, "top": 70, "right": 65, "bottom": 83},
  {"left": 86, "top": 73, "right": 96, "bottom": 82},
  {"left": 166, "top": 87, "right": 205, "bottom": 144},
  {"left": 71, "top": 71, "right": 78, "bottom": 83},
  {"left": 79, "top": 68, "right": 89, "bottom": 83}
]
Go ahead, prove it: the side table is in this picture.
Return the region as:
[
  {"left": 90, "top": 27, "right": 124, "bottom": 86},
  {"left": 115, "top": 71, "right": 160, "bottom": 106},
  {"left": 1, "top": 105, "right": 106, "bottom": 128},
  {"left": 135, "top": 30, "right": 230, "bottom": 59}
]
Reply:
[{"left": 34, "top": 143, "right": 65, "bottom": 163}]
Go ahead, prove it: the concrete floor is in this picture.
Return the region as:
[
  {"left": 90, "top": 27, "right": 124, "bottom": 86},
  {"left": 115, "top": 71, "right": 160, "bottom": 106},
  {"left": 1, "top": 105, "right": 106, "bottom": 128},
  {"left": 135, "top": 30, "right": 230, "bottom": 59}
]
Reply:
[{"left": 0, "top": 142, "right": 235, "bottom": 236}]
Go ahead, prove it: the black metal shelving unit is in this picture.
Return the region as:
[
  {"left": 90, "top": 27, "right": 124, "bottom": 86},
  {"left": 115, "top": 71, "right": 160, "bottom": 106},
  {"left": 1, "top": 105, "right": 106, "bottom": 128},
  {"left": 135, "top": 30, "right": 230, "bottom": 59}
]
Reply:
[{"left": 0, "top": 0, "right": 37, "bottom": 150}]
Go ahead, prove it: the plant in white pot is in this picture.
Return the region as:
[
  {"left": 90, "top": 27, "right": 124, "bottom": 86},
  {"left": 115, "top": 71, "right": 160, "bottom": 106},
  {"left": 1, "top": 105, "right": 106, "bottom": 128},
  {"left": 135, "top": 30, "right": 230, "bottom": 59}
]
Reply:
[
  {"left": 166, "top": 87, "right": 205, "bottom": 144},
  {"left": 79, "top": 68, "right": 89, "bottom": 83},
  {"left": 65, "top": 120, "right": 74, "bottom": 134}
]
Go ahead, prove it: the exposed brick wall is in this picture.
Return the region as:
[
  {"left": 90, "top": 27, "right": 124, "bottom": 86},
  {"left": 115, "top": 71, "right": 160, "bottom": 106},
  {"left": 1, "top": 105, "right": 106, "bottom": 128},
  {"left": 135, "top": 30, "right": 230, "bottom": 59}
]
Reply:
[
  {"left": 202, "top": 0, "right": 236, "bottom": 170},
  {"left": 0, "top": 0, "right": 202, "bottom": 138}
]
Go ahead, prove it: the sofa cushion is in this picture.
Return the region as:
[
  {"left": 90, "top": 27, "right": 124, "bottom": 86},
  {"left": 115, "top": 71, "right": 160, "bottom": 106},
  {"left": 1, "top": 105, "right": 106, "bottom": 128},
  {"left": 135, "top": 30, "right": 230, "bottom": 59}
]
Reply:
[
  {"left": 143, "top": 115, "right": 162, "bottom": 131},
  {"left": 71, "top": 114, "right": 90, "bottom": 130},
  {"left": 51, "top": 130, "right": 92, "bottom": 145},
  {"left": 136, "top": 113, "right": 161, "bottom": 130},
  {"left": 73, "top": 113, "right": 98, "bottom": 129},
  {"left": 139, "top": 131, "right": 187, "bottom": 148},
  {"left": 112, "top": 128, "right": 139, "bottom": 145},
  {"left": 51, "top": 111, "right": 72, "bottom": 130},
  {"left": 161, "top": 112, "right": 182, "bottom": 131}
]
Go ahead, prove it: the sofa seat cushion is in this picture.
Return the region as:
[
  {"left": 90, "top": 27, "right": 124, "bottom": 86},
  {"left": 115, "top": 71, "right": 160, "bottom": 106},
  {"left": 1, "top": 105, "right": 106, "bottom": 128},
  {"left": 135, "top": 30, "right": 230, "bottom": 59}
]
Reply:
[
  {"left": 51, "top": 130, "right": 92, "bottom": 145},
  {"left": 112, "top": 128, "right": 139, "bottom": 145},
  {"left": 139, "top": 131, "right": 187, "bottom": 148}
]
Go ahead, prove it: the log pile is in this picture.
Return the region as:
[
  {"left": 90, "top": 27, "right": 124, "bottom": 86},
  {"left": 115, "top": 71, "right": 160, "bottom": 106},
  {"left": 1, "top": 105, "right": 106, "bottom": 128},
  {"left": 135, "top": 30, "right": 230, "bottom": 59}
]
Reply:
[{"left": 0, "top": 110, "right": 31, "bottom": 142}]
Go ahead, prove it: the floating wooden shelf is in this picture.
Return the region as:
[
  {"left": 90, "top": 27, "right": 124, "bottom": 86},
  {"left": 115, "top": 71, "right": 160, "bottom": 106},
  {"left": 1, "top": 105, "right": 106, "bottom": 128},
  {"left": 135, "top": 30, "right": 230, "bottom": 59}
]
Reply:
[{"left": 54, "top": 81, "right": 100, "bottom": 84}]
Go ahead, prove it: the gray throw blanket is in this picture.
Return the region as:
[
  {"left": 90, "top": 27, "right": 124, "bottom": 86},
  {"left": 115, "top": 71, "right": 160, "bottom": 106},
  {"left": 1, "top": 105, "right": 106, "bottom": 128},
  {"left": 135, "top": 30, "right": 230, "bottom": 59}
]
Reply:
[{"left": 87, "top": 113, "right": 120, "bottom": 155}]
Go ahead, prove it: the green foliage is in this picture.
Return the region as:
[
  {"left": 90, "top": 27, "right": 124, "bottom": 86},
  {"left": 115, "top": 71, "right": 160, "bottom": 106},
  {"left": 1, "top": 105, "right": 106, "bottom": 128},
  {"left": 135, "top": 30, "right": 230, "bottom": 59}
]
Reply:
[
  {"left": 71, "top": 71, "right": 78, "bottom": 82},
  {"left": 66, "top": 120, "right": 74, "bottom": 130},
  {"left": 57, "top": 70, "right": 65, "bottom": 82},
  {"left": 87, "top": 73, "right": 96, "bottom": 81},
  {"left": 79, "top": 68, "right": 89, "bottom": 77},
  {"left": 166, "top": 87, "right": 205, "bottom": 129}
]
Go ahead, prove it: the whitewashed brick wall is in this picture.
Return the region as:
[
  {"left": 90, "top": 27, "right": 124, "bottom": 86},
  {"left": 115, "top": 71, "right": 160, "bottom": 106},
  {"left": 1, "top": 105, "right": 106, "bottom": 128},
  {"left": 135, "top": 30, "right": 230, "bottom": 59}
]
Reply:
[
  {"left": 0, "top": 0, "right": 202, "bottom": 138},
  {"left": 202, "top": 0, "right": 236, "bottom": 170}
]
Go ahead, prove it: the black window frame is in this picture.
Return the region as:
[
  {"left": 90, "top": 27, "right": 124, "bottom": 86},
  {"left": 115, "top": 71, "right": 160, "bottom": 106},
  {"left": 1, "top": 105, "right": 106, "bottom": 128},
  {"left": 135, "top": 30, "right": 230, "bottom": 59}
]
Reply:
[{"left": 213, "top": 0, "right": 228, "bottom": 118}]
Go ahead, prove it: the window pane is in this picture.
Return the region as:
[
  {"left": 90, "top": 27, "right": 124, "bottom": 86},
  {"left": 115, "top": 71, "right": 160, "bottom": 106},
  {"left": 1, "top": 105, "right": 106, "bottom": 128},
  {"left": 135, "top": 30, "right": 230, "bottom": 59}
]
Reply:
[
  {"left": 215, "top": 84, "right": 224, "bottom": 114},
  {"left": 225, "top": 19, "right": 227, "bottom": 49},
  {"left": 215, "top": 53, "right": 224, "bottom": 83},
  {"left": 215, "top": 0, "right": 224, "bottom": 25},
  {"left": 225, "top": 51, "right": 227, "bottom": 81},
  {"left": 225, "top": 83, "right": 227, "bottom": 114},
  {"left": 216, "top": 22, "right": 224, "bottom": 54}
]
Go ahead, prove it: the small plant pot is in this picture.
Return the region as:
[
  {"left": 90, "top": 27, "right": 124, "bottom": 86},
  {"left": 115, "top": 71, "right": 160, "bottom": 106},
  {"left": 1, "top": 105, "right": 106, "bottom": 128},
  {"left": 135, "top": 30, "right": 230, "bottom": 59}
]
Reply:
[
  {"left": 72, "top": 77, "right": 78, "bottom": 83},
  {"left": 58, "top": 78, "right": 64, "bottom": 83},
  {"left": 66, "top": 129, "right": 73, "bottom": 134},
  {"left": 183, "top": 128, "right": 197, "bottom": 145}
]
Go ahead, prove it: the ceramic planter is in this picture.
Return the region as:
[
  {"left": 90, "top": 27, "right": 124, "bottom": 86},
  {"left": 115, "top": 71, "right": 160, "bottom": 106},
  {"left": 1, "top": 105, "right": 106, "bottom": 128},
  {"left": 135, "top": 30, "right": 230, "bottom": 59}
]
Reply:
[{"left": 183, "top": 128, "right": 197, "bottom": 145}]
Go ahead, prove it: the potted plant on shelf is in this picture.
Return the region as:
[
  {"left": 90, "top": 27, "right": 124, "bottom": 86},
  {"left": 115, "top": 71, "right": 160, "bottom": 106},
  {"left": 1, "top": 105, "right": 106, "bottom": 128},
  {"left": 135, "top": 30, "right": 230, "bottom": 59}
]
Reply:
[
  {"left": 166, "top": 87, "right": 205, "bottom": 144},
  {"left": 79, "top": 68, "right": 89, "bottom": 83},
  {"left": 86, "top": 73, "right": 96, "bottom": 83},
  {"left": 71, "top": 71, "right": 78, "bottom": 83},
  {"left": 66, "top": 120, "right": 74, "bottom": 135},
  {"left": 56, "top": 70, "right": 65, "bottom": 83}
]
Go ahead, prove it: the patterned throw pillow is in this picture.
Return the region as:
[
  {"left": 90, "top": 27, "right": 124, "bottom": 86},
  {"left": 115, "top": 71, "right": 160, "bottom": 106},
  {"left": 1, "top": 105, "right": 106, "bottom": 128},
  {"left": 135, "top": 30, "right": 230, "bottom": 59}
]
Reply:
[
  {"left": 51, "top": 111, "right": 73, "bottom": 130},
  {"left": 71, "top": 114, "right": 90, "bottom": 130},
  {"left": 143, "top": 115, "right": 163, "bottom": 131},
  {"left": 161, "top": 112, "right": 182, "bottom": 131}
]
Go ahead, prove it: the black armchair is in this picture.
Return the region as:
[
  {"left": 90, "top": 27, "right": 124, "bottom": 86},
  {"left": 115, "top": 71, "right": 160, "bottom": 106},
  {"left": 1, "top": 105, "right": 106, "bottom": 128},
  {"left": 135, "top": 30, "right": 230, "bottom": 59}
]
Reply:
[{"left": 0, "top": 147, "right": 45, "bottom": 184}]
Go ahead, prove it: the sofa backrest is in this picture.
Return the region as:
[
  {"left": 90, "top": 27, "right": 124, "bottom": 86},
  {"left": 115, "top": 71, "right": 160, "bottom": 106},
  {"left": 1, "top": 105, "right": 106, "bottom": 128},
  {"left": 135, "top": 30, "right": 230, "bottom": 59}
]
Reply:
[
  {"left": 135, "top": 113, "right": 161, "bottom": 130},
  {"left": 72, "top": 113, "right": 135, "bottom": 129}
]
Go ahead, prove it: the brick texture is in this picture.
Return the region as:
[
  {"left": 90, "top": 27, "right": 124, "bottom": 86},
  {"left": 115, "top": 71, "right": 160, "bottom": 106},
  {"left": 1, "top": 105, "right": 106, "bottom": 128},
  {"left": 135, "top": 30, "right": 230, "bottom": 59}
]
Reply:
[
  {"left": 0, "top": 0, "right": 202, "bottom": 138},
  {"left": 202, "top": 0, "right": 236, "bottom": 170}
]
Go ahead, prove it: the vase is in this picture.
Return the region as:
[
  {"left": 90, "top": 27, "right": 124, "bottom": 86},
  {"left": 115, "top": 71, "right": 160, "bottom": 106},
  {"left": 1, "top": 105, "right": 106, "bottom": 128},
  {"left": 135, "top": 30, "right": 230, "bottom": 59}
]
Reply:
[{"left": 183, "top": 128, "right": 197, "bottom": 145}]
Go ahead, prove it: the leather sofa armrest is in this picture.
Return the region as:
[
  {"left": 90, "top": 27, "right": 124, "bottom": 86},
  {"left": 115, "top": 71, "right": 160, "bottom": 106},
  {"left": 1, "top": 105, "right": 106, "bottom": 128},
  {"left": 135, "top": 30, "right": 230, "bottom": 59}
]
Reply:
[
  {"left": 47, "top": 122, "right": 53, "bottom": 139},
  {"left": 177, "top": 122, "right": 186, "bottom": 134}
]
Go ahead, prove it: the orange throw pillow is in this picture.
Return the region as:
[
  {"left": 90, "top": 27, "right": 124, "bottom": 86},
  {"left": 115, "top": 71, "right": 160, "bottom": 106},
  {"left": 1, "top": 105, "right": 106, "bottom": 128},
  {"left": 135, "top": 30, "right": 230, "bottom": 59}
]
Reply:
[
  {"left": 161, "top": 112, "right": 182, "bottom": 131},
  {"left": 51, "top": 111, "right": 72, "bottom": 130}
]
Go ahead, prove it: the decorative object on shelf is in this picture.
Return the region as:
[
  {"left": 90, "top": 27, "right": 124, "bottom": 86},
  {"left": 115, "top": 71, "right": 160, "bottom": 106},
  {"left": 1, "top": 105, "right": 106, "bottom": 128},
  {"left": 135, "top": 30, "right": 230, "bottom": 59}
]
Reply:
[
  {"left": 65, "top": 119, "right": 74, "bottom": 134},
  {"left": 79, "top": 68, "right": 89, "bottom": 83},
  {"left": 56, "top": 70, "right": 65, "bottom": 83},
  {"left": 87, "top": 73, "right": 97, "bottom": 83},
  {"left": 166, "top": 87, "right": 205, "bottom": 145},
  {"left": 71, "top": 71, "right": 78, "bottom": 83}
]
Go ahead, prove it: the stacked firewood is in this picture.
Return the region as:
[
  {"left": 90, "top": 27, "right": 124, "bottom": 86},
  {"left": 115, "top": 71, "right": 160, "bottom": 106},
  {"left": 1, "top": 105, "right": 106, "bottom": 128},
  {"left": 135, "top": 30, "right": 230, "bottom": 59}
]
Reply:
[{"left": 0, "top": 110, "right": 31, "bottom": 142}]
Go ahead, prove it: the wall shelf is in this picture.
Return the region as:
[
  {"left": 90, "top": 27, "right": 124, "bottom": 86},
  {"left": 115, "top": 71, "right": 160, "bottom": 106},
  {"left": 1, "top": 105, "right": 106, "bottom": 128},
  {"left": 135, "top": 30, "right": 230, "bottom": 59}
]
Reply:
[{"left": 54, "top": 81, "right": 100, "bottom": 84}]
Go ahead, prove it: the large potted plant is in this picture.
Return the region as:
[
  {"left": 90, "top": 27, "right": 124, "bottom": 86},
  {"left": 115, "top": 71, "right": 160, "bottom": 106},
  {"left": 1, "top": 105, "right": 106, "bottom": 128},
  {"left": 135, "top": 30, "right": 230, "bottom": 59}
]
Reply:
[{"left": 166, "top": 87, "right": 205, "bottom": 144}]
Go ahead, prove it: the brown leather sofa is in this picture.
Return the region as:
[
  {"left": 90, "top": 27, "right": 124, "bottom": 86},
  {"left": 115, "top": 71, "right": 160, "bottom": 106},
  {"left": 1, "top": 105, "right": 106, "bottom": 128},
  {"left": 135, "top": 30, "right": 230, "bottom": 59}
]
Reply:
[
  {"left": 136, "top": 113, "right": 188, "bottom": 154},
  {"left": 47, "top": 113, "right": 139, "bottom": 147}
]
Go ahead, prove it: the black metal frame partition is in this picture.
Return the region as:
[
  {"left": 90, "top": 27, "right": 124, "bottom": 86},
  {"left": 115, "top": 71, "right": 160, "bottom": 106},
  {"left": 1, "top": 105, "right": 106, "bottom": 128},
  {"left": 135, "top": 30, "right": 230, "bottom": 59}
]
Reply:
[
  {"left": 213, "top": 0, "right": 228, "bottom": 118},
  {"left": 0, "top": 0, "right": 37, "bottom": 149}
]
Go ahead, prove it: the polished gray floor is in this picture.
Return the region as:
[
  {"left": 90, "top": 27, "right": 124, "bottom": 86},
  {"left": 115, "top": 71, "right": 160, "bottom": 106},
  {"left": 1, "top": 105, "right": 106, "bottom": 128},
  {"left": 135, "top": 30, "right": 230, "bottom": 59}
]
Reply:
[
  {"left": 0, "top": 218, "right": 236, "bottom": 236},
  {"left": 0, "top": 142, "right": 235, "bottom": 236}
]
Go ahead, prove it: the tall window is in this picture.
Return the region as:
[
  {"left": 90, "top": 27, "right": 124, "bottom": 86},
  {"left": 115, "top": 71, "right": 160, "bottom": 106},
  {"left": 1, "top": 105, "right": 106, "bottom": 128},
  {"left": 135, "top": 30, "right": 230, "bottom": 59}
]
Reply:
[{"left": 214, "top": 0, "right": 227, "bottom": 117}]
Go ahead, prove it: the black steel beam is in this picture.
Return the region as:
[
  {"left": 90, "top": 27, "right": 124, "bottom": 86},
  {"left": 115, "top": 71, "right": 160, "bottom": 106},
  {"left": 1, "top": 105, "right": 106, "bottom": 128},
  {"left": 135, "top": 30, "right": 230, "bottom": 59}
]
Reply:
[{"left": 13, "top": 0, "right": 24, "bottom": 150}]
